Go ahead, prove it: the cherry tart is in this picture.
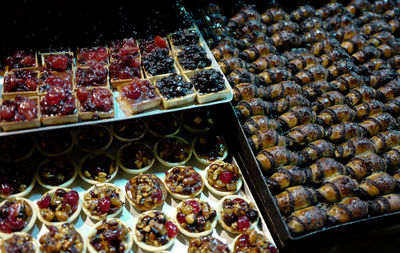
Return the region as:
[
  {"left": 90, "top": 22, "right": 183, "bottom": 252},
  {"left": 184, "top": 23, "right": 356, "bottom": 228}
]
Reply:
[
  {"left": 36, "top": 188, "right": 81, "bottom": 226},
  {"left": 0, "top": 232, "right": 39, "bottom": 253},
  {"left": 132, "top": 210, "right": 178, "bottom": 251},
  {"left": 0, "top": 135, "right": 35, "bottom": 162},
  {"left": 188, "top": 236, "right": 230, "bottom": 253},
  {"left": 117, "top": 142, "right": 155, "bottom": 174},
  {"left": 174, "top": 199, "right": 217, "bottom": 237},
  {"left": 164, "top": 166, "right": 204, "bottom": 200},
  {"left": 41, "top": 52, "right": 74, "bottom": 72},
  {"left": 169, "top": 29, "right": 201, "bottom": 53},
  {"left": 233, "top": 229, "right": 278, "bottom": 253},
  {"left": 109, "top": 55, "right": 141, "bottom": 87},
  {"left": 146, "top": 113, "right": 181, "bottom": 138},
  {"left": 40, "top": 89, "right": 78, "bottom": 125},
  {"left": 140, "top": 36, "right": 169, "bottom": 55},
  {"left": 193, "top": 131, "right": 228, "bottom": 165},
  {"left": 0, "top": 198, "right": 36, "bottom": 236},
  {"left": 88, "top": 218, "right": 133, "bottom": 253},
  {"left": 39, "top": 223, "right": 86, "bottom": 253},
  {"left": 189, "top": 69, "right": 230, "bottom": 104},
  {"left": 76, "top": 124, "right": 113, "bottom": 153},
  {"left": 111, "top": 118, "right": 146, "bottom": 142},
  {"left": 77, "top": 47, "right": 109, "bottom": 67},
  {"left": 154, "top": 73, "right": 196, "bottom": 108},
  {"left": 0, "top": 163, "right": 35, "bottom": 198},
  {"left": 82, "top": 183, "right": 125, "bottom": 220},
  {"left": 36, "top": 129, "right": 73, "bottom": 156},
  {"left": 205, "top": 161, "right": 243, "bottom": 196},
  {"left": 155, "top": 137, "right": 192, "bottom": 167},
  {"left": 79, "top": 153, "right": 118, "bottom": 184},
  {"left": 75, "top": 64, "right": 109, "bottom": 88},
  {"left": 181, "top": 108, "right": 214, "bottom": 134},
  {"left": 125, "top": 174, "right": 167, "bottom": 211},
  {"left": 36, "top": 157, "right": 77, "bottom": 189},
  {"left": 116, "top": 78, "right": 161, "bottom": 115},
  {"left": 110, "top": 38, "right": 140, "bottom": 62},
  {"left": 0, "top": 95, "right": 40, "bottom": 131},
  {"left": 76, "top": 87, "right": 114, "bottom": 120},
  {"left": 38, "top": 70, "right": 73, "bottom": 95},
  {"left": 2, "top": 70, "right": 39, "bottom": 98},
  {"left": 5, "top": 50, "right": 38, "bottom": 70}
]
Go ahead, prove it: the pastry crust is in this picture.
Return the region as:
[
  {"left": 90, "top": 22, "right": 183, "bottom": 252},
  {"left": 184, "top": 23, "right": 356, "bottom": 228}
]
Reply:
[
  {"left": 154, "top": 137, "right": 192, "bottom": 167},
  {"left": 75, "top": 124, "right": 113, "bottom": 153},
  {"left": 203, "top": 161, "right": 243, "bottom": 197},
  {"left": 77, "top": 87, "right": 115, "bottom": 120},
  {"left": 1, "top": 70, "right": 39, "bottom": 100},
  {"left": 180, "top": 110, "right": 212, "bottom": 135},
  {"left": 0, "top": 232, "right": 40, "bottom": 253},
  {"left": 232, "top": 229, "right": 276, "bottom": 253},
  {"left": 35, "top": 130, "right": 74, "bottom": 157},
  {"left": 164, "top": 166, "right": 204, "bottom": 200},
  {"left": 145, "top": 113, "right": 181, "bottom": 138},
  {"left": 111, "top": 118, "right": 146, "bottom": 142},
  {"left": 116, "top": 142, "right": 155, "bottom": 174},
  {"left": 38, "top": 70, "right": 75, "bottom": 96},
  {"left": 0, "top": 176, "right": 36, "bottom": 199},
  {"left": 39, "top": 223, "right": 86, "bottom": 253},
  {"left": 78, "top": 153, "right": 118, "bottom": 185},
  {"left": 192, "top": 137, "right": 228, "bottom": 165},
  {"left": 36, "top": 158, "right": 78, "bottom": 190},
  {"left": 40, "top": 93, "right": 78, "bottom": 126}
]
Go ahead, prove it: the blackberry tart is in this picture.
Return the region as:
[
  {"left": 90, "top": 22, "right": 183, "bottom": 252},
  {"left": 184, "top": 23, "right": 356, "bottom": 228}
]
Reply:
[
  {"left": 110, "top": 38, "right": 140, "bottom": 62},
  {"left": 188, "top": 236, "right": 230, "bottom": 253},
  {"left": 233, "top": 229, "right": 278, "bottom": 253},
  {"left": 164, "top": 166, "right": 204, "bottom": 200},
  {"left": 0, "top": 135, "right": 35, "bottom": 162},
  {"left": 154, "top": 137, "right": 192, "bottom": 167},
  {"left": 2, "top": 70, "right": 39, "bottom": 99},
  {"left": 36, "top": 129, "right": 73, "bottom": 157},
  {"left": 154, "top": 73, "right": 196, "bottom": 108},
  {"left": 5, "top": 50, "right": 38, "bottom": 71},
  {"left": 132, "top": 210, "right": 178, "bottom": 251},
  {"left": 169, "top": 29, "right": 201, "bottom": 53},
  {"left": 76, "top": 124, "right": 113, "bottom": 153},
  {"left": 76, "top": 87, "right": 114, "bottom": 120},
  {"left": 142, "top": 48, "right": 177, "bottom": 79},
  {"left": 38, "top": 70, "right": 73, "bottom": 95},
  {"left": 0, "top": 198, "right": 36, "bottom": 236},
  {"left": 75, "top": 64, "right": 109, "bottom": 88},
  {"left": 189, "top": 69, "right": 230, "bottom": 104},
  {"left": 36, "top": 157, "right": 77, "bottom": 189},
  {"left": 117, "top": 142, "right": 155, "bottom": 174},
  {"left": 0, "top": 232, "right": 39, "bottom": 253},
  {"left": 111, "top": 118, "right": 146, "bottom": 142},
  {"left": 41, "top": 52, "right": 74, "bottom": 72},
  {"left": 76, "top": 47, "right": 109, "bottom": 67},
  {"left": 40, "top": 89, "right": 78, "bottom": 126},
  {"left": 0, "top": 163, "right": 35, "bottom": 198},
  {"left": 192, "top": 131, "right": 228, "bottom": 165},
  {"left": 39, "top": 223, "right": 86, "bottom": 253},
  {"left": 176, "top": 45, "right": 211, "bottom": 73},
  {"left": 145, "top": 113, "right": 180, "bottom": 138},
  {"left": 204, "top": 160, "right": 243, "bottom": 196},
  {"left": 79, "top": 153, "right": 118, "bottom": 185},
  {"left": 0, "top": 95, "right": 40, "bottom": 131},
  {"left": 180, "top": 108, "right": 214, "bottom": 134}
]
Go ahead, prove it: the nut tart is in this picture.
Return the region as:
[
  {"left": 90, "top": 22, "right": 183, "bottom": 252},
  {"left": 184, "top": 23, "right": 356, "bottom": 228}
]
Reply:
[
  {"left": 40, "top": 52, "right": 74, "bottom": 72},
  {"left": 192, "top": 131, "right": 228, "bottom": 165},
  {"left": 2, "top": 70, "right": 39, "bottom": 100},
  {"left": 0, "top": 135, "right": 35, "bottom": 162},
  {"left": 76, "top": 47, "right": 109, "bottom": 67},
  {"left": 36, "top": 188, "right": 81, "bottom": 226},
  {"left": 0, "top": 198, "right": 36, "bottom": 237},
  {"left": 79, "top": 153, "right": 118, "bottom": 185},
  {"left": 180, "top": 108, "right": 214, "bottom": 134},
  {"left": 39, "top": 223, "right": 86, "bottom": 253},
  {"left": 0, "top": 163, "right": 35, "bottom": 198},
  {"left": 164, "top": 166, "right": 204, "bottom": 200},
  {"left": 75, "top": 64, "right": 109, "bottom": 88},
  {"left": 154, "top": 137, "right": 192, "bottom": 167},
  {"left": 111, "top": 118, "right": 146, "bottom": 142},
  {"left": 174, "top": 199, "right": 217, "bottom": 238},
  {"left": 175, "top": 45, "right": 212, "bottom": 75},
  {"left": 38, "top": 70, "right": 74, "bottom": 96},
  {"left": 125, "top": 174, "right": 167, "bottom": 212},
  {"left": 5, "top": 50, "right": 38, "bottom": 71},
  {"left": 36, "top": 157, "right": 77, "bottom": 189},
  {"left": 204, "top": 160, "right": 243, "bottom": 197},
  {"left": 0, "top": 95, "right": 40, "bottom": 131},
  {"left": 36, "top": 129, "right": 74, "bottom": 157},
  {"left": 117, "top": 142, "right": 155, "bottom": 174},
  {"left": 0, "top": 232, "right": 39, "bottom": 253},
  {"left": 40, "top": 90, "right": 78, "bottom": 126},
  {"left": 188, "top": 236, "right": 230, "bottom": 253},
  {"left": 232, "top": 229, "right": 278, "bottom": 253},
  {"left": 110, "top": 38, "right": 140, "bottom": 62},
  {"left": 75, "top": 124, "right": 113, "bottom": 153},
  {"left": 76, "top": 87, "right": 114, "bottom": 120},
  {"left": 132, "top": 210, "right": 178, "bottom": 252},
  {"left": 88, "top": 218, "right": 132, "bottom": 253},
  {"left": 168, "top": 29, "right": 201, "bottom": 55},
  {"left": 218, "top": 195, "right": 259, "bottom": 234},
  {"left": 145, "top": 113, "right": 181, "bottom": 138},
  {"left": 82, "top": 183, "right": 124, "bottom": 220}
]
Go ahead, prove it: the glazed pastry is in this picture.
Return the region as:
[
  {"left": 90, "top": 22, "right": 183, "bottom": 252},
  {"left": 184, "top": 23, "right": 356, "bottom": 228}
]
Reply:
[
  {"left": 273, "top": 94, "right": 311, "bottom": 114},
  {"left": 36, "top": 188, "right": 81, "bottom": 226},
  {"left": 345, "top": 86, "right": 377, "bottom": 106},
  {"left": 286, "top": 206, "right": 326, "bottom": 234},
  {"left": 0, "top": 232, "right": 39, "bottom": 253},
  {"left": 290, "top": 5, "right": 315, "bottom": 22},
  {"left": 359, "top": 112, "right": 397, "bottom": 137},
  {"left": 359, "top": 58, "right": 389, "bottom": 74},
  {"left": 340, "top": 35, "right": 366, "bottom": 54},
  {"left": 371, "top": 130, "right": 400, "bottom": 153},
  {"left": 192, "top": 131, "right": 228, "bottom": 164},
  {"left": 181, "top": 108, "right": 214, "bottom": 134},
  {"left": 211, "top": 43, "right": 239, "bottom": 61},
  {"left": 111, "top": 118, "right": 146, "bottom": 142},
  {"left": 329, "top": 72, "right": 363, "bottom": 93},
  {"left": 76, "top": 46, "right": 109, "bottom": 66},
  {"left": 242, "top": 116, "right": 281, "bottom": 136},
  {"left": 359, "top": 172, "right": 396, "bottom": 198},
  {"left": 117, "top": 142, "right": 154, "bottom": 174},
  {"left": 316, "top": 104, "right": 356, "bottom": 126},
  {"left": 146, "top": 113, "right": 180, "bottom": 138},
  {"left": 383, "top": 146, "right": 400, "bottom": 171},
  {"left": 188, "top": 236, "right": 230, "bottom": 253},
  {"left": 308, "top": 158, "right": 347, "bottom": 185},
  {"left": 227, "top": 69, "right": 258, "bottom": 86},
  {"left": 235, "top": 98, "right": 274, "bottom": 119},
  {"left": 232, "top": 229, "right": 277, "bottom": 253},
  {"left": 364, "top": 69, "right": 398, "bottom": 88},
  {"left": 368, "top": 193, "right": 400, "bottom": 215},
  {"left": 240, "top": 41, "right": 277, "bottom": 62},
  {"left": 325, "top": 197, "right": 369, "bottom": 225},
  {"left": 317, "top": 175, "right": 358, "bottom": 203},
  {"left": 248, "top": 53, "right": 286, "bottom": 73},
  {"left": 0, "top": 198, "right": 36, "bottom": 235},
  {"left": 367, "top": 31, "right": 394, "bottom": 47},
  {"left": 36, "top": 130, "right": 73, "bottom": 157},
  {"left": 39, "top": 223, "right": 85, "bottom": 253},
  {"left": 257, "top": 67, "right": 291, "bottom": 86},
  {"left": 0, "top": 135, "right": 35, "bottom": 162},
  {"left": 332, "top": 24, "right": 359, "bottom": 42},
  {"left": 385, "top": 97, "right": 400, "bottom": 116},
  {"left": 262, "top": 7, "right": 289, "bottom": 24},
  {"left": 311, "top": 91, "right": 345, "bottom": 112},
  {"left": 302, "top": 28, "right": 328, "bottom": 44},
  {"left": 278, "top": 106, "right": 317, "bottom": 129},
  {"left": 271, "top": 30, "right": 301, "bottom": 50},
  {"left": 345, "top": 153, "right": 387, "bottom": 180},
  {"left": 76, "top": 124, "right": 113, "bottom": 153},
  {"left": 325, "top": 122, "right": 365, "bottom": 144},
  {"left": 275, "top": 186, "right": 318, "bottom": 215},
  {"left": 164, "top": 166, "right": 204, "bottom": 200},
  {"left": 294, "top": 65, "right": 328, "bottom": 85},
  {"left": 204, "top": 160, "right": 242, "bottom": 196},
  {"left": 301, "top": 139, "right": 335, "bottom": 163},
  {"left": 268, "top": 20, "right": 299, "bottom": 34},
  {"left": 328, "top": 59, "right": 359, "bottom": 79},
  {"left": 155, "top": 137, "right": 192, "bottom": 167},
  {"left": 36, "top": 157, "right": 77, "bottom": 189},
  {"left": 309, "top": 38, "right": 340, "bottom": 57},
  {"left": 302, "top": 80, "right": 333, "bottom": 101},
  {"left": 218, "top": 58, "right": 248, "bottom": 75},
  {"left": 79, "top": 153, "right": 117, "bottom": 184},
  {"left": 256, "top": 146, "right": 304, "bottom": 174},
  {"left": 125, "top": 174, "right": 167, "bottom": 211},
  {"left": 232, "top": 83, "right": 267, "bottom": 103},
  {"left": 287, "top": 54, "right": 320, "bottom": 73},
  {"left": 0, "top": 163, "right": 35, "bottom": 198},
  {"left": 265, "top": 81, "right": 303, "bottom": 101},
  {"left": 346, "top": 0, "right": 371, "bottom": 15},
  {"left": 320, "top": 48, "right": 350, "bottom": 67},
  {"left": 377, "top": 79, "right": 400, "bottom": 101},
  {"left": 267, "top": 165, "right": 308, "bottom": 192},
  {"left": 335, "top": 137, "right": 377, "bottom": 159},
  {"left": 248, "top": 129, "right": 289, "bottom": 152},
  {"left": 76, "top": 87, "right": 114, "bottom": 120},
  {"left": 316, "top": 2, "right": 344, "bottom": 18},
  {"left": 354, "top": 100, "right": 387, "bottom": 121}
]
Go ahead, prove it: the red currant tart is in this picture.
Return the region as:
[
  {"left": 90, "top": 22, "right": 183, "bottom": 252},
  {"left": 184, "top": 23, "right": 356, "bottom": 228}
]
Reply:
[
  {"left": 40, "top": 89, "right": 78, "bottom": 125},
  {"left": 117, "top": 142, "right": 155, "bottom": 174},
  {"left": 0, "top": 95, "right": 40, "bottom": 131},
  {"left": 77, "top": 47, "right": 109, "bottom": 67},
  {"left": 39, "top": 70, "right": 73, "bottom": 95},
  {"left": 36, "top": 129, "right": 74, "bottom": 156},
  {"left": 146, "top": 113, "right": 181, "bottom": 138},
  {"left": 125, "top": 174, "right": 167, "bottom": 211},
  {"left": 2, "top": 70, "right": 39, "bottom": 98},
  {"left": 205, "top": 160, "right": 243, "bottom": 196},
  {"left": 79, "top": 153, "right": 118, "bottom": 184},
  {"left": 39, "top": 223, "right": 86, "bottom": 253},
  {"left": 233, "top": 229, "right": 278, "bottom": 253},
  {"left": 36, "top": 188, "right": 81, "bottom": 226},
  {"left": 0, "top": 198, "right": 36, "bottom": 236},
  {"left": 36, "top": 157, "right": 77, "bottom": 189},
  {"left": 192, "top": 131, "right": 228, "bottom": 165},
  {"left": 181, "top": 108, "right": 214, "bottom": 134},
  {"left": 75, "top": 64, "right": 109, "bottom": 88},
  {"left": 188, "top": 236, "right": 230, "bottom": 253},
  {"left": 218, "top": 196, "right": 259, "bottom": 234},
  {"left": 76, "top": 124, "right": 113, "bottom": 152},
  {"left": 0, "top": 232, "right": 39, "bottom": 253},
  {"left": 111, "top": 118, "right": 146, "bottom": 142},
  {"left": 76, "top": 87, "right": 114, "bottom": 120},
  {"left": 154, "top": 73, "right": 196, "bottom": 108},
  {"left": 41, "top": 52, "right": 74, "bottom": 71},
  {"left": 0, "top": 163, "right": 35, "bottom": 198},
  {"left": 133, "top": 210, "right": 178, "bottom": 251},
  {"left": 5, "top": 50, "right": 38, "bottom": 70},
  {"left": 0, "top": 135, "right": 35, "bottom": 162},
  {"left": 164, "top": 166, "right": 204, "bottom": 200},
  {"left": 110, "top": 38, "right": 139, "bottom": 62},
  {"left": 155, "top": 137, "right": 192, "bottom": 167}
]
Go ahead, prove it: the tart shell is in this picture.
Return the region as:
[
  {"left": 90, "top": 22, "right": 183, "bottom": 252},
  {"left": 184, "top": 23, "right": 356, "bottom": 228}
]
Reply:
[
  {"left": 111, "top": 119, "right": 147, "bottom": 142},
  {"left": 116, "top": 143, "right": 155, "bottom": 174},
  {"left": 0, "top": 135, "right": 36, "bottom": 163},
  {"left": 191, "top": 137, "right": 228, "bottom": 165},
  {"left": 36, "top": 158, "right": 78, "bottom": 190},
  {"left": 164, "top": 166, "right": 204, "bottom": 200},
  {"left": 35, "top": 131, "right": 74, "bottom": 157},
  {"left": 6, "top": 52, "right": 39, "bottom": 72},
  {"left": 203, "top": 161, "right": 243, "bottom": 197},
  {"left": 75, "top": 124, "right": 113, "bottom": 153},
  {"left": 0, "top": 232, "right": 40, "bottom": 253},
  {"left": 77, "top": 87, "right": 115, "bottom": 121},
  {"left": 145, "top": 113, "right": 181, "bottom": 138},
  {"left": 78, "top": 153, "right": 118, "bottom": 185},
  {"left": 40, "top": 94, "right": 79, "bottom": 126},
  {"left": 39, "top": 225, "right": 87, "bottom": 253},
  {"left": 154, "top": 137, "right": 192, "bottom": 167},
  {"left": 180, "top": 111, "right": 210, "bottom": 135},
  {"left": 0, "top": 176, "right": 36, "bottom": 199},
  {"left": 1, "top": 70, "right": 40, "bottom": 100}
]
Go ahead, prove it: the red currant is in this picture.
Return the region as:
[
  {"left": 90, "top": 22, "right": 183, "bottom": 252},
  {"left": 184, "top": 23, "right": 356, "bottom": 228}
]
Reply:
[{"left": 165, "top": 221, "right": 178, "bottom": 238}]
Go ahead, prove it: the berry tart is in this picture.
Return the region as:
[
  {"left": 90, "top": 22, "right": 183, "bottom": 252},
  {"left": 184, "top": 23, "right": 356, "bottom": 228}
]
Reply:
[
  {"left": 164, "top": 166, "right": 204, "bottom": 200},
  {"left": 79, "top": 153, "right": 118, "bottom": 185},
  {"left": 125, "top": 174, "right": 167, "bottom": 211},
  {"left": 180, "top": 108, "right": 214, "bottom": 134},
  {"left": 40, "top": 88, "right": 78, "bottom": 126},
  {"left": 38, "top": 70, "right": 74, "bottom": 95},
  {"left": 0, "top": 95, "right": 40, "bottom": 131},
  {"left": 176, "top": 45, "right": 212, "bottom": 74},
  {"left": 76, "top": 87, "right": 114, "bottom": 120},
  {"left": 188, "top": 236, "right": 230, "bottom": 253},
  {"left": 41, "top": 52, "right": 74, "bottom": 72},
  {"left": 36, "top": 129, "right": 74, "bottom": 156},
  {"left": 0, "top": 198, "right": 36, "bottom": 236},
  {"left": 82, "top": 183, "right": 124, "bottom": 220},
  {"left": 76, "top": 47, "right": 109, "bottom": 67},
  {"left": 154, "top": 73, "right": 196, "bottom": 108},
  {"left": 140, "top": 36, "right": 170, "bottom": 55},
  {"left": 36, "top": 188, "right": 81, "bottom": 226},
  {"left": 154, "top": 136, "right": 192, "bottom": 167},
  {"left": 116, "top": 78, "right": 161, "bottom": 115},
  {"left": 145, "top": 113, "right": 181, "bottom": 138},
  {"left": 5, "top": 50, "right": 38, "bottom": 71},
  {"left": 110, "top": 38, "right": 140, "bottom": 62},
  {"left": 132, "top": 210, "right": 178, "bottom": 251},
  {"left": 174, "top": 199, "right": 217, "bottom": 238},
  {"left": 75, "top": 124, "right": 113, "bottom": 153},
  {"left": 111, "top": 118, "right": 146, "bottom": 142},
  {"left": 117, "top": 142, "right": 155, "bottom": 174},
  {"left": 39, "top": 223, "right": 86, "bottom": 253},
  {"left": 168, "top": 29, "right": 201, "bottom": 54},
  {"left": 36, "top": 157, "right": 77, "bottom": 189},
  {"left": 232, "top": 229, "right": 278, "bottom": 253},
  {"left": 109, "top": 55, "right": 141, "bottom": 88},
  {"left": 0, "top": 232, "right": 39, "bottom": 253},
  {"left": 0, "top": 135, "right": 35, "bottom": 162},
  {"left": 142, "top": 48, "right": 178, "bottom": 80},
  {"left": 88, "top": 218, "right": 132, "bottom": 253},
  {"left": 2, "top": 70, "right": 39, "bottom": 99},
  {"left": 204, "top": 160, "right": 243, "bottom": 196},
  {"left": 75, "top": 64, "right": 109, "bottom": 88},
  {"left": 192, "top": 131, "right": 228, "bottom": 165},
  {"left": 0, "top": 163, "right": 35, "bottom": 198},
  {"left": 218, "top": 196, "right": 259, "bottom": 234}
]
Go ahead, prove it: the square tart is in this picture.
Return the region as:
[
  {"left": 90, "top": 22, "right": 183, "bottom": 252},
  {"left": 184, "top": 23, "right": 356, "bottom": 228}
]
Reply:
[
  {"left": 40, "top": 51, "right": 74, "bottom": 72},
  {"left": 38, "top": 70, "right": 74, "bottom": 96},
  {"left": 76, "top": 87, "right": 114, "bottom": 120},
  {"left": 174, "top": 44, "right": 212, "bottom": 76},
  {"left": 0, "top": 96, "right": 41, "bottom": 131},
  {"left": 109, "top": 59, "right": 143, "bottom": 89},
  {"left": 76, "top": 46, "right": 110, "bottom": 67},
  {"left": 109, "top": 38, "right": 140, "bottom": 62},
  {"left": 74, "top": 65, "right": 110, "bottom": 89},
  {"left": 40, "top": 92, "right": 79, "bottom": 126},
  {"left": 2, "top": 69, "right": 39, "bottom": 100},
  {"left": 5, "top": 51, "right": 39, "bottom": 72},
  {"left": 168, "top": 28, "right": 201, "bottom": 56}
]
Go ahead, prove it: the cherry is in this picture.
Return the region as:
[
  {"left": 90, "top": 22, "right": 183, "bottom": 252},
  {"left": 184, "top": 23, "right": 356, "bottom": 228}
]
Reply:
[
  {"left": 237, "top": 216, "right": 251, "bottom": 232},
  {"left": 0, "top": 183, "right": 13, "bottom": 196},
  {"left": 98, "top": 197, "right": 111, "bottom": 213},
  {"left": 0, "top": 222, "right": 12, "bottom": 233},
  {"left": 63, "top": 190, "right": 79, "bottom": 209},
  {"left": 5, "top": 215, "right": 25, "bottom": 230},
  {"left": 220, "top": 170, "right": 234, "bottom": 184},
  {"left": 233, "top": 198, "right": 246, "bottom": 205},
  {"left": 155, "top": 36, "right": 167, "bottom": 48},
  {"left": 186, "top": 200, "right": 200, "bottom": 214},
  {"left": 47, "top": 55, "right": 69, "bottom": 71},
  {"left": 165, "top": 221, "right": 178, "bottom": 238},
  {"left": 77, "top": 88, "right": 89, "bottom": 102},
  {"left": 37, "top": 194, "right": 51, "bottom": 209},
  {"left": 237, "top": 234, "right": 250, "bottom": 248},
  {"left": 46, "top": 92, "right": 61, "bottom": 105},
  {"left": 176, "top": 212, "right": 186, "bottom": 223},
  {"left": 1, "top": 104, "right": 15, "bottom": 121},
  {"left": 18, "top": 100, "right": 37, "bottom": 120},
  {"left": 20, "top": 56, "right": 35, "bottom": 66}
]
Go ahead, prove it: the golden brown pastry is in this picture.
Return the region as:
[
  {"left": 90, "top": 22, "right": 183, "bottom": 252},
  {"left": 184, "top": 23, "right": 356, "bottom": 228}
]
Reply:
[
  {"left": 335, "top": 137, "right": 377, "bottom": 159},
  {"left": 211, "top": 43, "right": 239, "bottom": 61},
  {"left": 303, "top": 80, "right": 333, "bottom": 101},
  {"left": 265, "top": 81, "right": 303, "bottom": 100},
  {"left": 364, "top": 69, "right": 399, "bottom": 88},
  {"left": 377, "top": 79, "right": 400, "bottom": 101},
  {"left": 267, "top": 165, "right": 308, "bottom": 192},
  {"left": 271, "top": 30, "right": 302, "bottom": 50},
  {"left": 371, "top": 130, "right": 400, "bottom": 153},
  {"left": 320, "top": 48, "right": 350, "bottom": 67},
  {"left": 268, "top": 20, "right": 300, "bottom": 34},
  {"left": 359, "top": 112, "right": 397, "bottom": 137},
  {"left": 345, "top": 153, "right": 387, "bottom": 180},
  {"left": 286, "top": 206, "right": 326, "bottom": 234},
  {"left": 240, "top": 41, "right": 277, "bottom": 62},
  {"left": 385, "top": 96, "right": 400, "bottom": 116},
  {"left": 328, "top": 59, "right": 360, "bottom": 79},
  {"left": 316, "top": 2, "right": 345, "bottom": 19},
  {"left": 341, "top": 35, "right": 366, "bottom": 54},
  {"left": 360, "top": 19, "right": 391, "bottom": 36},
  {"left": 367, "top": 31, "right": 395, "bottom": 47},
  {"left": 286, "top": 123, "right": 325, "bottom": 147},
  {"left": 227, "top": 69, "right": 258, "bottom": 86},
  {"left": 256, "top": 146, "right": 304, "bottom": 174},
  {"left": 248, "top": 53, "right": 286, "bottom": 73},
  {"left": 242, "top": 115, "right": 281, "bottom": 136},
  {"left": 317, "top": 175, "right": 358, "bottom": 203},
  {"left": 275, "top": 185, "right": 318, "bottom": 215},
  {"left": 273, "top": 94, "right": 311, "bottom": 115},
  {"left": 359, "top": 172, "right": 396, "bottom": 198},
  {"left": 312, "top": 91, "right": 345, "bottom": 112},
  {"left": 301, "top": 16, "right": 325, "bottom": 31},
  {"left": 329, "top": 72, "right": 363, "bottom": 93},
  {"left": 359, "top": 58, "right": 389, "bottom": 74},
  {"left": 317, "top": 104, "right": 356, "bottom": 126},
  {"left": 325, "top": 122, "right": 365, "bottom": 144},
  {"left": 233, "top": 83, "right": 267, "bottom": 103},
  {"left": 383, "top": 146, "right": 400, "bottom": 171},
  {"left": 309, "top": 38, "right": 340, "bottom": 56},
  {"left": 258, "top": 67, "right": 291, "bottom": 86},
  {"left": 261, "top": 7, "right": 289, "bottom": 24},
  {"left": 235, "top": 98, "right": 274, "bottom": 119},
  {"left": 278, "top": 106, "right": 317, "bottom": 129},
  {"left": 368, "top": 193, "right": 400, "bottom": 215},
  {"left": 346, "top": 0, "right": 371, "bottom": 15},
  {"left": 294, "top": 65, "right": 328, "bottom": 85},
  {"left": 308, "top": 158, "right": 347, "bottom": 185},
  {"left": 301, "top": 139, "right": 335, "bottom": 163},
  {"left": 218, "top": 58, "right": 249, "bottom": 75},
  {"left": 354, "top": 100, "right": 387, "bottom": 120},
  {"left": 325, "top": 197, "right": 369, "bottom": 225},
  {"left": 248, "top": 129, "right": 290, "bottom": 152},
  {"left": 288, "top": 54, "right": 321, "bottom": 73},
  {"left": 345, "top": 86, "right": 377, "bottom": 106}
]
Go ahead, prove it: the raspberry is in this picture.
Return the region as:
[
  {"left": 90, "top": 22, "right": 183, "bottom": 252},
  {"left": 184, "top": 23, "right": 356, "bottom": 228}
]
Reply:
[{"left": 165, "top": 221, "right": 178, "bottom": 238}]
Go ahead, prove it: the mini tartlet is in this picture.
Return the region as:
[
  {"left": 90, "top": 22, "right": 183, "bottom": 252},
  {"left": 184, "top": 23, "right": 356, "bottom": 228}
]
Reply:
[
  {"left": 154, "top": 137, "right": 192, "bottom": 167},
  {"left": 145, "top": 113, "right": 181, "bottom": 138},
  {"left": 76, "top": 47, "right": 109, "bottom": 67},
  {"left": 132, "top": 210, "right": 178, "bottom": 252},
  {"left": 0, "top": 135, "right": 35, "bottom": 162},
  {"left": 41, "top": 52, "right": 74, "bottom": 71},
  {"left": 76, "top": 87, "right": 114, "bottom": 120},
  {"left": 164, "top": 166, "right": 204, "bottom": 200},
  {"left": 232, "top": 229, "right": 278, "bottom": 253},
  {"left": 204, "top": 160, "right": 243, "bottom": 196},
  {"left": 36, "top": 157, "right": 78, "bottom": 189},
  {"left": 0, "top": 95, "right": 40, "bottom": 131},
  {"left": 75, "top": 124, "right": 113, "bottom": 153},
  {"left": 218, "top": 195, "right": 259, "bottom": 234},
  {"left": 188, "top": 236, "right": 230, "bottom": 253},
  {"left": 36, "top": 188, "right": 81, "bottom": 226},
  {"left": 0, "top": 232, "right": 39, "bottom": 253},
  {"left": 2, "top": 69, "right": 39, "bottom": 99},
  {"left": 0, "top": 163, "right": 36, "bottom": 198},
  {"left": 117, "top": 142, "right": 155, "bottom": 174},
  {"left": 174, "top": 199, "right": 217, "bottom": 238},
  {"left": 0, "top": 198, "right": 36, "bottom": 237},
  {"left": 79, "top": 153, "right": 118, "bottom": 184},
  {"left": 87, "top": 218, "right": 133, "bottom": 253},
  {"left": 180, "top": 109, "right": 214, "bottom": 134},
  {"left": 192, "top": 131, "right": 228, "bottom": 165},
  {"left": 36, "top": 130, "right": 74, "bottom": 157},
  {"left": 111, "top": 118, "right": 146, "bottom": 142},
  {"left": 40, "top": 90, "right": 78, "bottom": 126},
  {"left": 125, "top": 174, "right": 167, "bottom": 212},
  {"left": 39, "top": 223, "right": 86, "bottom": 253}
]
